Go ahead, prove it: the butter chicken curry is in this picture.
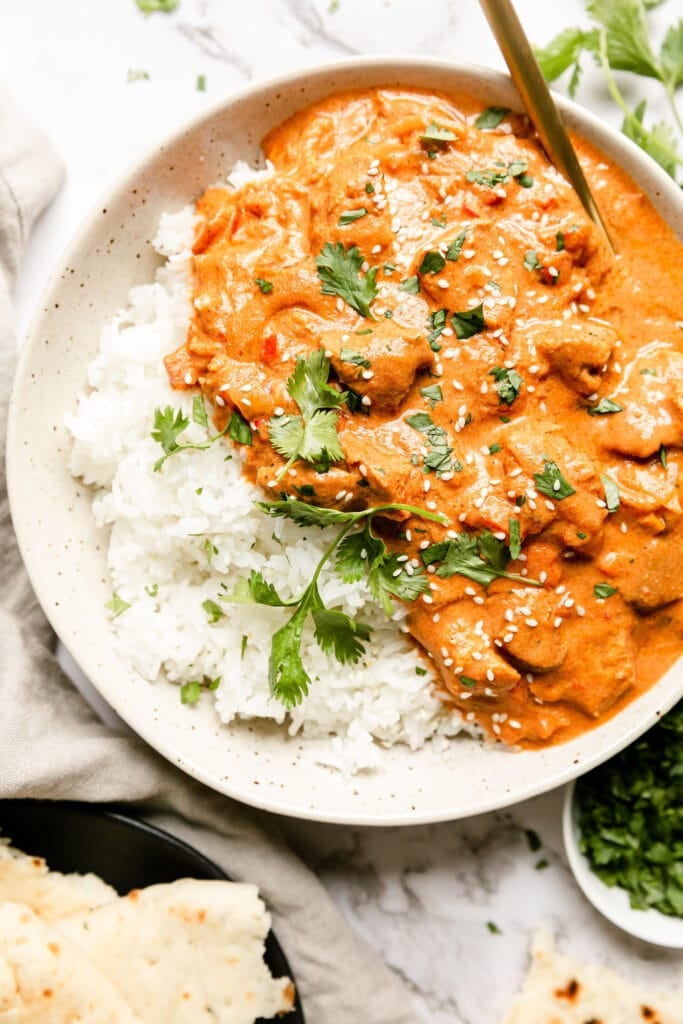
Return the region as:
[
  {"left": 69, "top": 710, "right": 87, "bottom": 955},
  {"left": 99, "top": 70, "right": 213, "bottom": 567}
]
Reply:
[{"left": 165, "top": 88, "right": 683, "bottom": 747}]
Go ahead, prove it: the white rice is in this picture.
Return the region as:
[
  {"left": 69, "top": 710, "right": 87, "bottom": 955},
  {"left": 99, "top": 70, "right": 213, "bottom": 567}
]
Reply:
[{"left": 66, "top": 194, "right": 468, "bottom": 774}]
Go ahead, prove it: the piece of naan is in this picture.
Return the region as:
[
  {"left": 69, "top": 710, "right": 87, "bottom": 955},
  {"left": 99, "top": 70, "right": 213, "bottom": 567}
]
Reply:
[
  {"left": 501, "top": 930, "right": 683, "bottom": 1024},
  {"left": 58, "top": 878, "right": 294, "bottom": 1023}
]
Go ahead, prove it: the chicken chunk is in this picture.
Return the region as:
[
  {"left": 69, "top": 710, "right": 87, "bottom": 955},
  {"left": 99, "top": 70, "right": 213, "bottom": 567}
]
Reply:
[
  {"left": 511, "top": 317, "right": 617, "bottom": 396},
  {"left": 325, "top": 321, "right": 433, "bottom": 410}
]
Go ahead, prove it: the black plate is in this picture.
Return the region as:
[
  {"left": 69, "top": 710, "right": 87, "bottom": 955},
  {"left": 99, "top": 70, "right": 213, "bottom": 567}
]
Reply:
[{"left": 0, "top": 800, "right": 304, "bottom": 1023}]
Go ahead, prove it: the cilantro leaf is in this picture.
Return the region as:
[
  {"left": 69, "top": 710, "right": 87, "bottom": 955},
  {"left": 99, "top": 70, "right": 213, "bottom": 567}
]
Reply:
[
  {"left": 587, "top": 0, "right": 661, "bottom": 79},
  {"left": 427, "top": 308, "right": 449, "bottom": 348},
  {"left": 661, "top": 19, "right": 683, "bottom": 89},
  {"left": 202, "top": 598, "right": 224, "bottom": 624},
  {"left": 339, "top": 207, "right": 368, "bottom": 226},
  {"left": 524, "top": 250, "right": 544, "bottom": 272},
  {"left": 452, "top": 304, "right": 486, "bottom": 339},
  {"left": 341, "top": 349, "right": 372, "bottom": 369},
  {"left": 406, "top": 412, "right": 455, "bottom": 476},
  {"left": 255, "top": 277, "right": 273, "bottom": 294},
  {"left": 509, "top": 518, "right": 522, "bottom": 560},
  {"left": 490, "top": 366, "right": 523, "bottom": 405},
  {"left": 601, "top": 473, "right": 620, "bottom": 513},
  {"left": 268, "top": 351, "right": 346, "bottom": 476},
  {"left": 587, "top": 397, "right": 623, "bottom": 416},
  {"left": 621, "top": 99, "right": 680, "bottom": 177},
  {"left": 180, "top": 680, "right": 202, "bottom": 705},
  {"left": 399, "top": 275, "right": 420, "bottom": 294},
  {"left": 420, "top": 384, "right": 443, "bottom": 406},
  {"left": 228, "top": 409, "right": 253, "bottom": 445},
  {"left": 533, "top": 460, "right": 576, "bottom": 500},
  {"left": 594, "top": 582, "right": 619, "bottom": 599},
  {"left": 152, "top": 404, "right": 232, "bottom": 471},
  {"left": 316, "top": 242, "right": 378, "bottom": 318},
  {"left": 420, "top": 122, "right": 456, "bottom": 145},
  {"left": 474, "top": 106, "right": 510, "bottom": 130},
  {"left": 312, "top": 608, "right": 372, "bottom": 663},
  {"left": 258, "top": 498, "right": 358, "bottom": 529},
  {"left": 105, "top": 593, "right": 131, "bottom": 617},
  {"left": 269, "top": 604, "right": 312, "bottom": 708},
  {"left": 226, "top": 569, "right": 288, "bottom": 607},
  {"left": 418, "top": 251, "right": 446, "bottom": 275},
  {"left": 446, "top": 229, "right": 467, "bottom": 261},
  {"left": 534, "top": 27, "right": 598, "bottom": 88},
  {"left": 136, "top": 0, "right": 179, "bottom": 12},
  {"left": 421, "top": 531, "right": 539, "bottom": 587}
]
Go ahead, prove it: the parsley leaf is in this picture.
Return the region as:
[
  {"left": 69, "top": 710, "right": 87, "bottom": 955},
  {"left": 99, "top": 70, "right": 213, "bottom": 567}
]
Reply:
[
  {"left": 418, "top": 251, "right": 446, "bottom": 275},
  {"left": 533, "top": 460, "right": 576, "bottom": 500},
  {"left": 446, "top": 229, "right": 467, "bottom": 261},
  {"left": 421, "top": 531, "right": 540, "bottom": 587},
  {"left": 268, "top": 350, "right": 346, "bottom": 477},
  {"left": 587, "top": 397, "right": 623, "bottom": 415},
  {"left": 316, "top": 242, "right": 378, "bottom": 318},
  {"left": 489, "top": 366, "right": 523, "bottom": 405},
  {"left": 594, "top": 582, "right": 619, "bottom": 599},
  {"left": 474, "top": 106, "right": 510, "bottom": 130},
  {"left": 452, "top": 304, "right": 486, "bottom": 339}
]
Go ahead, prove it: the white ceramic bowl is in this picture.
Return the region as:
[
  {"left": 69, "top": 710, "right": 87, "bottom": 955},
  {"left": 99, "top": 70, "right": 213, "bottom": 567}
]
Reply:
[
  {"left": 563, "top": 782, "right": 683, "bottom": 948},
  {"left": 7, "top": 57, "right": 683, "bottom": 825}
]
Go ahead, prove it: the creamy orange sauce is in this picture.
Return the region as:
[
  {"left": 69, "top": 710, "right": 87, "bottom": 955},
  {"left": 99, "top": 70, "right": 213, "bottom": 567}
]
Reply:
[{"left": 165, "top": 87, "right": 683, "bottom": 747}]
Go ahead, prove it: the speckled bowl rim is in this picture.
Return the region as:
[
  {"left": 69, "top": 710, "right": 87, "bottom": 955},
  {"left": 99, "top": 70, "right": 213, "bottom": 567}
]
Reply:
[{"left": 7, "top": 56, "right": 683, "bottom": 825}]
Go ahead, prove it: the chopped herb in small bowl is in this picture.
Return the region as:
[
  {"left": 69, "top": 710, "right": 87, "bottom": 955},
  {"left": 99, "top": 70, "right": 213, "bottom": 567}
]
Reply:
[{"left": 563, "top": 702, "right": 683, "bottom": 947}]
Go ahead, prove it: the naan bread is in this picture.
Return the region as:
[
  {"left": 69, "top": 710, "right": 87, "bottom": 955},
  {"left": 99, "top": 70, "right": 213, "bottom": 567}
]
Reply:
[
  {"left": 58, "top": 878, "right": 294, "bottom": 1023},
  {"left": 0, "top": 839, "right": 117, "bottom": 922},
  {"left": 0, "top": 901, "right": 143, "bottom": 1023},
  {"left": 501, "top": 930, "right": 683, "bottom": 1024}
]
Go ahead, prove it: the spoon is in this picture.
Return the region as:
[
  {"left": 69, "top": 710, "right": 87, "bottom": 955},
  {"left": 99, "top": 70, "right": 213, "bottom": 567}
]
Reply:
[{"left": 479, "top": 0, "right": 615, "bottom": 250}]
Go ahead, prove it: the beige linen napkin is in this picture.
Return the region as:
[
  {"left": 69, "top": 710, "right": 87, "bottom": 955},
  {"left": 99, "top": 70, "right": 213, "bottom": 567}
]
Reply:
[{"left": 0, "top": 84, "right": 419, "bottom": 1024}]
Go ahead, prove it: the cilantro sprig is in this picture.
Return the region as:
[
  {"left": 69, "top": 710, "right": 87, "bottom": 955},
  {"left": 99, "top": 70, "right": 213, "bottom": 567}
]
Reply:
[
  {"left": 316, "top": 242, "right": 378, "bottom": 317},
  {"left": 152, "top": 397, "right": 236, "bottom": 472},
  {"left": 536, "top": 0, "right": 683, "bottom": 183},
  {"left": 224, "top": 499, "right": 446, "bottom": 708},
  {"left": 421, "top": 530, "right": 541, "bottom": 587},
  {"left": 268, "top": 350, "right": 347, "bottom": 479}
]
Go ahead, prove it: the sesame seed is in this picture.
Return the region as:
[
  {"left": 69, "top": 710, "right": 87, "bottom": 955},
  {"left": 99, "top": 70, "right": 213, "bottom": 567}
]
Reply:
[
  {"left": 503, "top": 633, "right": 514, "bottom": 643},
  {"left": 423, "top": 594, "right": 433, "bottom": 604},
  {"left": 472, "top": 651, "right": 483, "bottom": 661},
  {"left": 359, "top": 463, "right": 367, "bottom": 476},
  {"left": 215, "top": 395, "right": 225, "bottom": 407},
  {"left": 335, "top": 490, "right": 347, "bottom": 501},
  {"left": 509, "top": 720, "right": 521, "bottom": 729},
  {"left": 426, "top": 500, "right": 437, "bottom": 510},
  {"left": 464, "top": 249, "right": 476, "bottom": 259},
  {"left": 493, "top": 724, "right": 501, "bottom": 735},
  {"left": 437, "top": 278, "right": 449, "bottom": 289},
  {"left": 444, "top": 657, "right": 454, "bottom": 667},
  {"left": 242, "top": 398, "right": 251, "bottom": 406},
  {"left": 183, "top": 372, "right": 193, "bottom": 385},
  {"left": 486, "top": 668, "right": 495, "bottom": 682},
  {"left": 525, "top": 618, "right": 538, "bottom": 628},
  {"left": 419, "top": 540, "right": 430, "bottom": 550},
  {"left": 474, "top": 596, "right": 485, "bottom": 605},
  {"left": 267, "top": 480, "right": 277, "bottom": 488},
  {"left": 361, "top": 369, "right": 374, "bottom": 380},
  {"left": 344, "top": 492, "right": 354, "bottom": 502},
  {"left": 367, "top": 167, "right": 379, "bottom": 176},
  {"left": 577, "top": 605, "right": 586, "bottom": 617},
  {"left": 273, "top": 406, "right": 284, "bottom": 416},
  {"left": 361, "top": 395, "right": 372, "bottom": 407}
]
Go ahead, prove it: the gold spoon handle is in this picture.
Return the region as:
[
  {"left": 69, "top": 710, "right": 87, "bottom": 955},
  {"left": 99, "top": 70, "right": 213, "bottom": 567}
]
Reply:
[{"left": 479, "top": 0, "right": 615, "bottom": 250}]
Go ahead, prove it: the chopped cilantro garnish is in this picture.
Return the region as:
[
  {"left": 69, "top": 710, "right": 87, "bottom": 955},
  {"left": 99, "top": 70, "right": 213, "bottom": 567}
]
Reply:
[
  {"left": 431, "top": 214, "right": 447, "bottom": 228},
  {"left": 601, "top": 473, "right": 620, "bottom": 513},
  {"left": 474, "top": 106, "right": 510, "bottom": 130},
  {"left": 427, "top": 308, "right": 448, "bottom": 347},
  {"left": 659, "top": 444, "right": 668, "bottom": 468},
  {"left": 556, "top": 231, "right": 565, "bottom": 251},
  {"left": 587, "top": 397, "right": 623, "bottom": 416},
  {"left": 533, "top": 460, "right": 576, "bottom": 500},
  {"left": 640, "top": 367, "right": 656, "bottom": 376},
  {"left": 421, "top": 531, "right": 541, "bottom": 588},
  {"left": 420, "top": 384, "right": 443, "bottom": 407},
  {"left": 488, "top": 442, "right": 501, "bottom": 455},
  {"left": 196, "top": 74, "right": 207, "bottom": 92},
  {"left": 339, "top": 207, "right": 369, "bottom": 226},
  {"left": 418, "top": 250, "right": 446, "bottom": 275},
  {"left": 106, "top": 593, "right": 131, "bottom": 617},
  {"left": 202, "top": 598, "right": 224, "bottom": 623},
  {"left": 524, "top": 250, "right": 544, "bottom": 271},
  {"left": 365, "top": 182, "right": 375, "bottom": 194},
  {"left": 452, "top": 303, "right": 485, "bottom": 339},
  {"left": 489, "top": 366, "right": 522, "bottom": 405},
  {"left": 255, "top": 277, "right": 273, "bottom": 294},
  {"left": 509, "top": 519, "right": 522, "bottom": 560},
  {"left": 145, "top": 584, "right": 159, "bottom": 598},
  {"left": 127, "top": 69, "right": 151, "bottom": 82},
  {"left": 228, "top": 409, "right": 253, "bottom": 446},
  {"left": 241, "top": 635, "right": 248, "bottom": 660},
  {"left": 415, "top": 665, "right": 428, "bottom": 676},
  {"left": 341, "top": 348, "right": 372, "bottom": 369},
  {"left": 316, "top": 242, "right": 377, "bottom": 318},
  {"left": 459, "top": 675, "right": 477, "bottom": 688},
  {"left": 594, "top": 582, "right": 619, "bottom": 599},
  {"left": 467, "top": 159, "right": 532, "bottom": 188},
  {"left": 420, "top": 122, "right": 456, "bottom": 145},
  {"left": 400, "top": 275, "right": 420, "bottom": 293},
  {"left": 180, "top": 680, "right": 202, "bottom": 705},
  {"left": 446, "top": 228, "right": 467, "bottom": 261},
  {"left": 525, "top": 829, "right": 542, "bottom": 852},
  {"left": 487, "top": 922, "right": 502, "bottom": 934},
  {"left": 576, "top": 702, "right": 683, "bottom": 919},
  {"left": 406, "top": 412, "right": 455, "bottom": 476}
]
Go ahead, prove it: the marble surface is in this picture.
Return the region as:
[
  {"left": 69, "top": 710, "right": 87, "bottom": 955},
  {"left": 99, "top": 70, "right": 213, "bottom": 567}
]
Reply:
[{"left": 3, "top": 1, "right": 682, "bottom": 1020}]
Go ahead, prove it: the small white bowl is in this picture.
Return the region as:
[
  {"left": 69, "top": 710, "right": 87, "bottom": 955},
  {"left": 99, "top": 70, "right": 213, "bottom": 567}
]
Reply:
[{"left": 563, "top": 780, "right": 683, "bottom": 948}]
